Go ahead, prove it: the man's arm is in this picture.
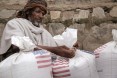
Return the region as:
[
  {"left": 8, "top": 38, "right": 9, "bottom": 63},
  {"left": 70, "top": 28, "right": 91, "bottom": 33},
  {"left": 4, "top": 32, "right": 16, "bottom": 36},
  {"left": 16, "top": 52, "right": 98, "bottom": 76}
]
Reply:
[
  {"left": 8, "top": 44, "right": 75, "bottom": 58},
  {"left": 36, "top": 45, "right": 75, "bottom": 58}
]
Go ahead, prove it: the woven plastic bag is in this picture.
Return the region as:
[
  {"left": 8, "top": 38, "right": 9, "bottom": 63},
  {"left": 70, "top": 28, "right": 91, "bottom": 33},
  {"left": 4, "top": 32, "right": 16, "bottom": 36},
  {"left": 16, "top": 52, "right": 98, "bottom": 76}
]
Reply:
[
  {"left": 52, "top": 50, "right": 99, "bottom": 78},
  {"left": 94, "top": 29, "right": 117, "bottom": 78},
  {"left": 0, "top": 36, "right": 53, "bottom": 78}
]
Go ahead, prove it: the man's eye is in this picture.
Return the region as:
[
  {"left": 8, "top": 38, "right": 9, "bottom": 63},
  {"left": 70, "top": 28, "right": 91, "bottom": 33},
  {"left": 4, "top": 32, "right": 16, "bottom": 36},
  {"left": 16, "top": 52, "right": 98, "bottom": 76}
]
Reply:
[{"left": 35, "top": 11, "right": 45, "bottom": 15}]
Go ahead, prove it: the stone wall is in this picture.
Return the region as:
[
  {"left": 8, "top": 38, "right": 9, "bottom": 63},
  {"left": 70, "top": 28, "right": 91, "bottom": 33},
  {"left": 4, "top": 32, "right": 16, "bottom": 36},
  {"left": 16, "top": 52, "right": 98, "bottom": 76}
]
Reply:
[{"left": 0, "top": 0, "right": 117, "bottom": 51}]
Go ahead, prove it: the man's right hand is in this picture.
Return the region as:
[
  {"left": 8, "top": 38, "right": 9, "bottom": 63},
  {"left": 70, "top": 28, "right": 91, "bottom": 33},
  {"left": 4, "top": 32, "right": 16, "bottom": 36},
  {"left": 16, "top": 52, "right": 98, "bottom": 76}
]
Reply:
[{"left": 53, "top": 45, "right": 75, "bottom": 58}]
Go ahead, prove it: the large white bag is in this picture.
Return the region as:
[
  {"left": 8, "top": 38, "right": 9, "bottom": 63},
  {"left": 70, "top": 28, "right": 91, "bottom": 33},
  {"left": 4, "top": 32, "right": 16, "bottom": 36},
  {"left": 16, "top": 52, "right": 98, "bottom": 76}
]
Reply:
[
  {"left": 94, "top": 29, "right": 117, "bottom": 78},
  {"left": 53, "top": 28, "right": 77, "bottom": 48},
  {"left": 52, "top": 50, "right": 99, "bottom": 78},
  {"left": 0, "top": 36, "right": 53, "bottom": 78}
]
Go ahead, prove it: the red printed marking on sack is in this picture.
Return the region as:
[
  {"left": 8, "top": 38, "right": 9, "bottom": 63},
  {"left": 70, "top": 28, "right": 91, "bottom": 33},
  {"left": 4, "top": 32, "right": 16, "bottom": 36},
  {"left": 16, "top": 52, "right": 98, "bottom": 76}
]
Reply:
[
  {"left": 53, "top": 59, "right": 71, "bottom": 78},
  {"left": 34, "top": 50, "right": 52, "bottom": 69},
  {"left": 94, "top": 44, "right": 108, "bottom": 58}
]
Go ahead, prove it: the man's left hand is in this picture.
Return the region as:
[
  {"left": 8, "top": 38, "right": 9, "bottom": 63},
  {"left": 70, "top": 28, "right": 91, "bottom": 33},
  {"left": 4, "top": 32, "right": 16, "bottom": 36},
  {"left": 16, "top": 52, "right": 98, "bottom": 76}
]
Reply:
[{"left": 73, "top": 40, "right": 79, "bottom": 49}]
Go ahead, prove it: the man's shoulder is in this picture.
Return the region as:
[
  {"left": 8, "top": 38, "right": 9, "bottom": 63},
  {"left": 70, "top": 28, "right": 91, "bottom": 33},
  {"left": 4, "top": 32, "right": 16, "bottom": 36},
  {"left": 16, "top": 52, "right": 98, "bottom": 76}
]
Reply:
[
  {"left": 7, "top": 18, "right": 19, "bottom": 24},
  {"left": 7, "top": 18, "right": 26, "bottom": 24}
]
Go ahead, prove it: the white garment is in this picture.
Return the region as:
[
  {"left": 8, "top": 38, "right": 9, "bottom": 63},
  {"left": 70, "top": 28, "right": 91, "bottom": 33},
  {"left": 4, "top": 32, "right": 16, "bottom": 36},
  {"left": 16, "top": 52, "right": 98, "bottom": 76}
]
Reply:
[{"left": 0, "top": 18, "right": 57, "bottom": 54}]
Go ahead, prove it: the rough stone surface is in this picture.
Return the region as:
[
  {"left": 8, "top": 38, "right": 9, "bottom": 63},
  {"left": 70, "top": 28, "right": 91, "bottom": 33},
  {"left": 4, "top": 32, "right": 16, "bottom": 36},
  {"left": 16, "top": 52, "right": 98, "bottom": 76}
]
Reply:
[
  {"left": 90, "top": 0, "right": 101, "bottom": 3},
  {"left": 0, "top": 9, "right": 16, "bottom": 19},
  {"left": 7, "top": 0, "right": 18, "bottom": 5},
  {"left": 50, "top": 11, "right": 61, "bottom": 20},
  {"left": 90, "top": 0, "right": 112, "bottom": 3},
  {"left": 69, "top": 24, "right": 88, "bottom": 49},
  {"left": 92, "top": 7, "right": 106, "bottom": 19},
  {"left": 62, "top": 11, "right": 74, "bottom": 21},
  {"left": 18, "top": 0, "right": 28, "bottom": 5},
  {"left": 1, "top": 0, "right": 114, "bottom": 5},
  {"left": 2, "top": 0, "right": 28, "bottom": 5},
  {"left": 83, "top": 23, "right": 117, "bottom": 51},
  {"left": 49, "top": 0, "right": 113, "bottom": 4},
  {"left": 110, "top": 6, "right": 117, "bottom": 17},
  {"left": 73, "top": 10, "right": 90, "bottom": 22},
  {"left": 46, "top": 23, "right": 65, "bottom": 36}
]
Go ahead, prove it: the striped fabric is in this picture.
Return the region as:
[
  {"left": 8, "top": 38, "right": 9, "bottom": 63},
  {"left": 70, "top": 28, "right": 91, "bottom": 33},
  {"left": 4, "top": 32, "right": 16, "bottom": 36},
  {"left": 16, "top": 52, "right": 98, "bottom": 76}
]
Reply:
[
  {"left": 52, "top": 59, "right": 71, "bottom": 78},
  {"left": 94, "top": 43, "right": 108, "bottom": 58},
  {"left": 33, "top": 50, "right": 52, "bottom": 68}
]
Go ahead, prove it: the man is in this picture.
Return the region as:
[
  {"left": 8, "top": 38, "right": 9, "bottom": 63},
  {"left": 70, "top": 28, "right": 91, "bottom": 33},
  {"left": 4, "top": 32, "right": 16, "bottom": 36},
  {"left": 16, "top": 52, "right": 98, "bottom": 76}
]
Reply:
[{"left": 0, "top": 0, "right": 78, "bottom": 61}]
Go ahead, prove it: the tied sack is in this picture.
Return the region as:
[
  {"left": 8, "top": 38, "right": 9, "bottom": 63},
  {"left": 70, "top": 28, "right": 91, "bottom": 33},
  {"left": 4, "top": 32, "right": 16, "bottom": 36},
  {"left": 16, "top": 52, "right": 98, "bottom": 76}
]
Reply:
[
  {"left": 53, "top": 28, "right": 77, "bottom": 48},
  {"left": 52, "top": 50, "right": 99, "bottom": 78},
  {"left": 0, "top": 36, "right": 53, "bottom": 78},
  {"left": 94, "top": 29, "right": 117, "bottom": 78}
]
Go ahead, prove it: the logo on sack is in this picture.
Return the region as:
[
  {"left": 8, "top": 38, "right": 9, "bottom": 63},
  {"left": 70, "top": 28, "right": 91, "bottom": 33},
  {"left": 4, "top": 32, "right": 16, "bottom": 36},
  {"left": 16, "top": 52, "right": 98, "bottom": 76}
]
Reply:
[{"left": 33, "top": 50, "right": 52, "bottom": 68}]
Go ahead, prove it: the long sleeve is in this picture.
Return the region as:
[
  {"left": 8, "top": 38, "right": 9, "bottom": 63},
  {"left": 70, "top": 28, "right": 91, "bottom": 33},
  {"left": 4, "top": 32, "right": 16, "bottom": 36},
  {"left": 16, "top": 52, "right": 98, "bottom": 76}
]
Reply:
[{"left": 0, "top": 18, "right": 25, "bottom": 55}]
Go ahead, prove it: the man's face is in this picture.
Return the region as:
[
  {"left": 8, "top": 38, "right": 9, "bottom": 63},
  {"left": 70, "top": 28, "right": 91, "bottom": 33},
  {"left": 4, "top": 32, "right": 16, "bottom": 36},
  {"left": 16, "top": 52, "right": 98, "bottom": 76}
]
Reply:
[{"left": 29, "top": 7, "right": 45, "bottom": 27}]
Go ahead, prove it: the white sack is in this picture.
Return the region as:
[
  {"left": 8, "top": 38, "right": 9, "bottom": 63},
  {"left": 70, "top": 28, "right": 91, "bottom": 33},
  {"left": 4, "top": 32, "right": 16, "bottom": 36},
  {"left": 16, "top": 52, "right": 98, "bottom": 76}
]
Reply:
[
  {"left": 11, "top": 36, "right": 36, "bottom": 51},
  {"left": 53, "top": 28, "right": 77, "bottom": 48},
  {"left": 53, "top": 35, "right": 66, "bottom": 46},
  {"left": 0, "top": 50, "right": 53, "bottom": 78},
  {"left": 0, "top": 36, "right": 53, "bottom": 78},
  {"left": 94, "top": 29, "right": 117, "bottom": 78},
  {"left": 52, "top": 50, "right": 99, "bottom": 78}
]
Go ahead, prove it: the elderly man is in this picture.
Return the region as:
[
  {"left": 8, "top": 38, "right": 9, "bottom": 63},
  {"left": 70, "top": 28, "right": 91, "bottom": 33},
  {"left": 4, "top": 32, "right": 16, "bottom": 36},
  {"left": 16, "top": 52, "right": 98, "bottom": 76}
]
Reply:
[{"left": 0, "top": 0, "right": 78, "bottom": 61}]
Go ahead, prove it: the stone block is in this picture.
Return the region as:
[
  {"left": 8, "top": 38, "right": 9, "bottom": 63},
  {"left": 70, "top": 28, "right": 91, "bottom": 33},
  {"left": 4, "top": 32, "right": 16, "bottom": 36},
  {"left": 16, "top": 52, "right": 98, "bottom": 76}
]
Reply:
[
  {"left": 0, "top": 9, "right": 16, "bottom": 19},
  {"left": 19, "top": 0, "right": 28, "bottom": 5},
  {"left": 47, "top": 23, "right": 65, "bottom": 36},
  {"left": 50, "top": 11, "right": 61, "bottom": 20},
  {"left": 110, "top": 6, "right": 117, "bottom": 17},
  {"left": 73, "top": 10, "right": 90, "bottom": 22},
  {"left": 62, "top": 11, "right": 74, "bottom": 21},
  {"left": 92, "top": 7, "right": 106, "bottom": 19}
]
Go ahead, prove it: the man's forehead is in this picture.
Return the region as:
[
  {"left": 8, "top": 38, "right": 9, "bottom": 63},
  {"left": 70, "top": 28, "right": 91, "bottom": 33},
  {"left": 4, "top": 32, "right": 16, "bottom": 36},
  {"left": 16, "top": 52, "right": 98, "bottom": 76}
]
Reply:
[
  {"left": 24, "top": 0, "right": 47, "bottom": 15},
  {"left": 34, "top": 7, "right": 44, "bottom": 12}
]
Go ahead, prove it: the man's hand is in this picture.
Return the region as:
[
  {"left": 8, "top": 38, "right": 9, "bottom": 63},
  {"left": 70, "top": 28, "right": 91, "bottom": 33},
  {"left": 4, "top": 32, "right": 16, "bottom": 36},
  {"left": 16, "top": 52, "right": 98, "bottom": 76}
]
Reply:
[
  {"left": 53, "top": 45, "right": 75, "bottom": 58},
  {"left": 73, "top": 40, "right": 79, "bottom": 49}
]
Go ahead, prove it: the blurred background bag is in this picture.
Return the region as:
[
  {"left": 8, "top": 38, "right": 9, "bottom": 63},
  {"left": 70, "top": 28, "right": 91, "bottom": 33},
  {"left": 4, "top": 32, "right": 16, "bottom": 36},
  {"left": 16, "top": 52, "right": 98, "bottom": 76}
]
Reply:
[{"left": 94, "top": 29, "right": 117, "bottom": 78}]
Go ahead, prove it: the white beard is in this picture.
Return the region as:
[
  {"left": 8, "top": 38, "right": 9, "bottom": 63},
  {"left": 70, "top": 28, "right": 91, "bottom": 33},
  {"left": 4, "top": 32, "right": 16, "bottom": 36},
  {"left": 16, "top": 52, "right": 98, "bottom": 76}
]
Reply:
[
  {"left": 28, "top": 17, "right": 41, "bottom": 27},
  {"left": 33, "top": 21, "right": 40, "bottom": 27}
]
